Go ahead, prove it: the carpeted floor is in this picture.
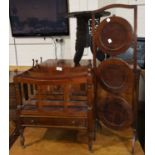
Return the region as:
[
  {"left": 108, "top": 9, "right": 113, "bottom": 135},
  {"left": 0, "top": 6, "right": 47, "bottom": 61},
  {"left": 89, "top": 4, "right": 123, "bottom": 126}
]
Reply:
[{"left": 10, "top": 126, "right": 144, "bottom": 155}]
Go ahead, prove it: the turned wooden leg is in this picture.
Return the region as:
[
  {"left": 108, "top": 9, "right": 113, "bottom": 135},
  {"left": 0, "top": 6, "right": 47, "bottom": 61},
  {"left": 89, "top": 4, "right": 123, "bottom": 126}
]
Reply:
[
  {"left": 88, "top": 141, "right": 92, "bottom": 152},
  {"left": 19, "top": 128, "right": 25, "bottom": 148},
  {"left": 93, "top": 131, "right": 96, "bottom": 141},
  {"left": 131, "top": 130, "right": 137, "bottom": 155},
  {"left": 93, "top": 125, "right": 96, "bottom": 141},
  {"left": 88, "top": 132, "right": 93, "bottom": 152}
]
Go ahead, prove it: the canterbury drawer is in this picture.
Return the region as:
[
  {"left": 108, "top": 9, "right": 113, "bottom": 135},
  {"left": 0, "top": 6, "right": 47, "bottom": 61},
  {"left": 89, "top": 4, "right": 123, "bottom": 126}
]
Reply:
[{"left": 20, "top": 117, "right": 87, "bottom": 128}]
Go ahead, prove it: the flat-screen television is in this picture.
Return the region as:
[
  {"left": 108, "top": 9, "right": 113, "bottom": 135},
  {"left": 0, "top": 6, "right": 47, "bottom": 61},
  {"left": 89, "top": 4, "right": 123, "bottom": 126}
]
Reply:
[{"left": 9, "top": 0, "right": 69, "bottom": 37}]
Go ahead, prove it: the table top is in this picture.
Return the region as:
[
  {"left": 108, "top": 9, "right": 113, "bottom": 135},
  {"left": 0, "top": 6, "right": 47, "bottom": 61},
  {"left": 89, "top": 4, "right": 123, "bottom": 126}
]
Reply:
[
  {"left": 66, "top": 10, "right": 110, "bottom": 18},
  {"left": 13, "top": 59, "right": 93, "bottom": 81}
]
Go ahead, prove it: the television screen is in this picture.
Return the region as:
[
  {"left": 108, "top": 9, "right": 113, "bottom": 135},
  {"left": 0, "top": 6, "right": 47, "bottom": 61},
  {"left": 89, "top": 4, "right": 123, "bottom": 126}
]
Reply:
[{"left": 9, "top": 0, "right": 69, "bottom": 37}]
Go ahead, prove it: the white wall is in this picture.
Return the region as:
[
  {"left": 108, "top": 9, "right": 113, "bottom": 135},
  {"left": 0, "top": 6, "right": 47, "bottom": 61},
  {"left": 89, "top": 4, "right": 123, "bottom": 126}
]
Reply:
[
  {"left": 98, "top": 0, "right": 117, "bottom": 14},
  {"left": 115, "top": 0, "right": 145, "bottom": 37},
  {"left": 9, "top": 0, "right": 145, "bottom": 66}
]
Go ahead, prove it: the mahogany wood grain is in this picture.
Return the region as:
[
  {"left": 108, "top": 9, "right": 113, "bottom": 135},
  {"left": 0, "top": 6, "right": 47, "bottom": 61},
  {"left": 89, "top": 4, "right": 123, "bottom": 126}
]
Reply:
[{"left": 14, "top": 59, "right": 95, "bottom": 151}]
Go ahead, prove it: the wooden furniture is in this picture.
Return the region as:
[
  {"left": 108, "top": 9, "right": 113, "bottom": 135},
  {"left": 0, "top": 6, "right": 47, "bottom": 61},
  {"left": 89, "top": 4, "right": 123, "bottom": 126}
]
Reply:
[
  {"left": 14, "top": 59, "right": 95, "bottom": 151},
  {"left": 91, "top": 4, "right": 140, "bottom": 155},
  {"left": 67, "top": 10, "right": 111, "bottom": 66}
]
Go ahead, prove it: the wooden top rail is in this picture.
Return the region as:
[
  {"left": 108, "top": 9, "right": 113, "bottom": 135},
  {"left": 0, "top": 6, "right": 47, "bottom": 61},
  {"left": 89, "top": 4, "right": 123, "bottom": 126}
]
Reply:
[
  {"left": 93, "top": 4, "right": 137, "bottom": 14},
  {"left": 13, "top": 59, "right": 93, "bottom": 84}
]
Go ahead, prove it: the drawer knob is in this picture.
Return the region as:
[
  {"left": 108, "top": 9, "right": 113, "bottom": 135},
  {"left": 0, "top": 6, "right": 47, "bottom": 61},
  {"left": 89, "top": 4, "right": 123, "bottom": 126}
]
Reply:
[
  {"left": 30, "top": 119, "right": 34, "bottom": 123},
  {"left": 72, "top": 120, "right": 75, "bottom": 124},
  {"left": 88, "top": 106, "right": 92, "bottom": 110}
]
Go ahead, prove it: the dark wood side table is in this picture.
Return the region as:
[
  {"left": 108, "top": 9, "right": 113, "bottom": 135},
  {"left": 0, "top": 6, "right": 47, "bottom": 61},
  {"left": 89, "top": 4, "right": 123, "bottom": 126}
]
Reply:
[{"left": 14, "top": 59, "right": 95, "bottom": 151}]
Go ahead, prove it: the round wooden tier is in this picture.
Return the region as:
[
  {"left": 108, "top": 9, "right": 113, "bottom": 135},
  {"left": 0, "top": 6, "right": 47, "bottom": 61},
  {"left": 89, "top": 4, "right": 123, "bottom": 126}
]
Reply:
[{"left": 95, "top": 16, "right": 133, "bottom": 56}]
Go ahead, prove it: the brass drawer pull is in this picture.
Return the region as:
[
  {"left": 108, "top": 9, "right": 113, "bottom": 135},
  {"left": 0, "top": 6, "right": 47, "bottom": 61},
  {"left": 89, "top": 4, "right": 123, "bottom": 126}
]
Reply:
[
  {"left": 30, "top": 119, "right": 34, "bottom": 123},
  {"left": 72, "top": 120, "right": 76, "bottom": 124},
  {"left": 88, "top": 106, "right": 92, "bottom": 110}
]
